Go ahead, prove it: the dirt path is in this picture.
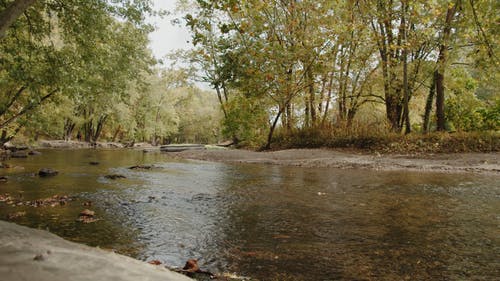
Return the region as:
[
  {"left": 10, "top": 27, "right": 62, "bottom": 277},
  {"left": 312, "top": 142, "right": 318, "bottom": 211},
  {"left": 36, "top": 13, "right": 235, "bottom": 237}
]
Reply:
[{"left": 172, "top": 149, "right": 500, "bottom": 174}]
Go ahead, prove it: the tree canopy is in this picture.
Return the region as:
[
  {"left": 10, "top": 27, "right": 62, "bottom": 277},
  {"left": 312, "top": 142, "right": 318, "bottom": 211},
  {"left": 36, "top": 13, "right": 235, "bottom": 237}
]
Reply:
[{"left": 183, "top": 0, "right": 499, "bottom": 148}]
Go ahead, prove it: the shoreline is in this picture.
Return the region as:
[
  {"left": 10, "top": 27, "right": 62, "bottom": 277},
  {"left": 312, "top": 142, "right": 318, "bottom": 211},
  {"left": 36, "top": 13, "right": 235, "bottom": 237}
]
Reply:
[
  {"left": 3, "top": 140, "right": 499, "bottom": 174},
  {"left": 0, "top": 220, "right": 192, "bottom": 281},
  {"left": 170, "top": 148, "right": 500, "bottom": 175}
]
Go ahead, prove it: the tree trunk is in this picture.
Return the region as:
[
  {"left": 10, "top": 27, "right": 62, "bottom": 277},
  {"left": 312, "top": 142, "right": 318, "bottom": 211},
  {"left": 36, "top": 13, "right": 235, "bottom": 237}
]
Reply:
[
  {"left": 304, "top": 95, "right": 310, "bottom": 128},
  {"left": 402, "top": 0, "right": 411, "bottom": 134},
  {"left": 63, "top": 119, "right": 75, "bottom": 141},
  {"left": 307, "top": 69, "right": 316, "bottom": 126},
  {"left": 92, "top": 115, "right": 107, "bottom": 143},
  {"left": 84, "top": 121, "right": 93, "bottom": 142},
  {"left": 423, "top": 72, "right": 437, "bottom": 133},
  {"left": 263, "top": 109, "right": 283, "bottom": 150},
  {"left": 214, "top": 84, "right": 228, "bottom": 118},
  {"left": 435, "top": 68, "right": 446, "bottom": 131},
  {"left": 286, "top": 103, "right": 293, "bottom": 130},
  {"left": 0, "top": 0, "right": 37, "bottom": 38},
  {"left": 112, "top": 125, "right": 121, "bottom": 142},
  {"left": 436, "top": 0, "right": 461, "bottom": 131}
]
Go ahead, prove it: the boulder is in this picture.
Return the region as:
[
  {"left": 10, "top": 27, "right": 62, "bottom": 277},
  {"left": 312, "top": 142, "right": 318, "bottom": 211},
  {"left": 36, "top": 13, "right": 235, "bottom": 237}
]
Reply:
[{"left": 0, "top": 221, "right": 193, "bottom": 281}]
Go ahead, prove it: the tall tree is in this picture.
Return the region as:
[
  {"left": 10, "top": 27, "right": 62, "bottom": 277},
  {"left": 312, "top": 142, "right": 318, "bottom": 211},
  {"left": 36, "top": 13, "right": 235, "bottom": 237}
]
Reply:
[{"left": 435, "top": 0, "right": 462, "bottom": 131}]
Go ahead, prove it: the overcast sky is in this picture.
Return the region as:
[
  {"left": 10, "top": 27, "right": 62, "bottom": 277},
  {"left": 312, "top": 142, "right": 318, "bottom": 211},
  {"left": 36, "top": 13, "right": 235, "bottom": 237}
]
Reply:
[{"left": 148, "top": 0, "right": 192, "bottom": 60}]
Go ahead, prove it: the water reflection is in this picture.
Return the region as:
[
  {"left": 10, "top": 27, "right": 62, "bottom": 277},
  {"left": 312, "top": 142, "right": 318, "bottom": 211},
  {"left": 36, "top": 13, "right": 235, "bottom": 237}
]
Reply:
[{"left": 1, "top": 150, "right": 499, "bottom": 280}]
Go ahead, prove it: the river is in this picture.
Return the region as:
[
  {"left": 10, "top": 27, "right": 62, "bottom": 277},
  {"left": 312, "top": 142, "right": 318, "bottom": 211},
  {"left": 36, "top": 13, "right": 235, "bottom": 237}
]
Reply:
[{"left": 1, "top": 149, "right": 499, "bottom": 280}]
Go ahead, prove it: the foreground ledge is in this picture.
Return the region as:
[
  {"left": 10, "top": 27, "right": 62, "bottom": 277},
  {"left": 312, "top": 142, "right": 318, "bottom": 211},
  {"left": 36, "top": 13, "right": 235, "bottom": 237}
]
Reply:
[{"left": 0, "top": 221, "right": 192, "bottom": 281}]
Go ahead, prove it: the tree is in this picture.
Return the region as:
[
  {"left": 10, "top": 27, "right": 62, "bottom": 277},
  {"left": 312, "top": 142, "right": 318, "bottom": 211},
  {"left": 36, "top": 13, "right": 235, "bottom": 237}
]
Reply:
[
  {"left": 435, "top": 0, "right": 462, "bottom": 131},
  {"left": 0, "top": 0, "right": 154, "bottom": 144}
]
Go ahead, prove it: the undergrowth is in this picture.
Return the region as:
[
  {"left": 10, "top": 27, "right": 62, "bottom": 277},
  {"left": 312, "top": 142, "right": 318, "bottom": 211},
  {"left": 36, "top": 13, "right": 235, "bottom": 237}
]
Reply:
[{"left": 271, "top": 127, "right": 499, "bottom": 154}]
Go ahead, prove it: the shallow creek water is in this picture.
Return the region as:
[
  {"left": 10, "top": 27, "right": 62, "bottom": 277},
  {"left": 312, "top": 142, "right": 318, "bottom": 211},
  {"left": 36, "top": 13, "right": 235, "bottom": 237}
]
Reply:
[{"left": 0, "top": 149, "right": 499, "bottom": 280}]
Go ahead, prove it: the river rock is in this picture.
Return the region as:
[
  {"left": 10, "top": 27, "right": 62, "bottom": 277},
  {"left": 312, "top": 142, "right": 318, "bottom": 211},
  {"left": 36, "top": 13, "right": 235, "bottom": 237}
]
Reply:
[
  {"left": 77, "top": 209, "right": 98, "bottom": 223},
  {"left": 89, "top": 161, "right": 100, "bottom": 165},
  {"left": 38, "top": 168, "right": 58, "bottom": 177},
  {"left": 11, "top": 151, "right": 28, "bottom": 158},
  {"left": 129, "top": 164, "right": 153, "bottom": 170},
  {"left": 4, "top": 142, "right": 29, "bottom": 152},
  {"left": 6, "top": 211, "right": 26, "bottom": 220},
  {"left": 105, "top": 174, "right": 126, "bottom": 180},
  {"left": 79, "top": 209, "right": 95, "bottom": 217},
  {"left": 0, "top": 162, "right": 11, "bottom": 168},
  {"left": 28, "top": 150, "right": 42, "bottom": 155},
  {"left": 183, "top": 259, "right": 200, "bottom": 273},
  {"left": 0, "top": 176, "right": 8, "bottom": 182}
]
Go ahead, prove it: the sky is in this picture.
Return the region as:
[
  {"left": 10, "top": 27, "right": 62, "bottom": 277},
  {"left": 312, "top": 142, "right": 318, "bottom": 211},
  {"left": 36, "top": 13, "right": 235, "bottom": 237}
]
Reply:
[{"left": 147, "top": 0, "right": 192, "bottom": 60}]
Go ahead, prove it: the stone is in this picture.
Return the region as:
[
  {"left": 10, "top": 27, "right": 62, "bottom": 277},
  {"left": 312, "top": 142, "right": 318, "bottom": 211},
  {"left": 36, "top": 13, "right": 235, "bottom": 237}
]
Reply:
[
  {"left": 11, "top": 151, "right": 28, "bottom": 158},
  {"left": 38, "top": 168, "right": 58, "bottom": 177},
  {"left": 105, "top": 174, "right": 126, "bottom": 180},
  {"left": 129, "top": 165, "right": 153, "bottom": 170},
  {"left": 79, "top": 209, "right": 95, "bottom": 217}
]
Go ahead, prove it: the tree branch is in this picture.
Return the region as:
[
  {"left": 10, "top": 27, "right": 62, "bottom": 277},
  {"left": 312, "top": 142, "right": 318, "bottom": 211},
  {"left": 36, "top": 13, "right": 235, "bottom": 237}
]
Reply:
[{"left": 0, "top": 88, "right": 58, "bottom": 129}]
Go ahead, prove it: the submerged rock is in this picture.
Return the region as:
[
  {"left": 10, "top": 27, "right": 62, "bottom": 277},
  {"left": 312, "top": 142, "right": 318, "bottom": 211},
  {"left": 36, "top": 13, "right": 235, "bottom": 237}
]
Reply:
[
  {"left": 38, "top": 168, "right": 58, "bottom": 177},
  {"left": 77, "top": 209, "right": 98, "bottom": 223},
  {"left": 6, "top": 211, "right": 26, "bottom": 220},
  {"left": 11, "top": 151, "right": 28, "bottom": 158},
  {"left": 129, "top": 164, "right": 154, "bottom": 170},
  {"left": 89, "top": 161, "right": 100, "bottom": 165},
  {"left": 105, "top": 174, "right": 126, "bottom": 180},
  {"left": 0, "top": 162, "right": 12, "bottom": 168},
  {"left": 148, "top": 260, "right": 163, "bottom": 265},
  {"left": 79, "top": 209, "right": 95, "bottom": 217},
  {"left": 28, "top": 150, "right": 42, "bottom": 156},
  {"left": 24, "top": 195, "right": 73, "bottom": 207},
  {"left": 4, "top": 142, "right": 29, "bottom": 152}
]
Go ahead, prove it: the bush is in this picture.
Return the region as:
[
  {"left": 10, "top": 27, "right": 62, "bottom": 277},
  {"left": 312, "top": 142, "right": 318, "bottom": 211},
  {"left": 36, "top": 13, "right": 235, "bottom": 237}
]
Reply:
[{"left": 271, "top": 125, "right": 499, "bottom": 153}]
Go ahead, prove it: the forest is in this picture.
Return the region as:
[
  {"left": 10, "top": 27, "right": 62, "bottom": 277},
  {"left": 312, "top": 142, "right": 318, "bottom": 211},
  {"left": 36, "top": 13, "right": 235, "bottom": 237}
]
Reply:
[{"left": 0, "top": 0, "right": 498, "bottom": 151}]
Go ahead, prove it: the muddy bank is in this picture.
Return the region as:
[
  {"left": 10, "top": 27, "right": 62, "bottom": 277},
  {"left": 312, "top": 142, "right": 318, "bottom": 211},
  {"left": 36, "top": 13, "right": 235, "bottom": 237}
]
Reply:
[
  {"left": 171, "top": 149, "right": 500, "bottom": 174},
  {"left": 0, "top": 220, "right": 192, "bottom": 281}
]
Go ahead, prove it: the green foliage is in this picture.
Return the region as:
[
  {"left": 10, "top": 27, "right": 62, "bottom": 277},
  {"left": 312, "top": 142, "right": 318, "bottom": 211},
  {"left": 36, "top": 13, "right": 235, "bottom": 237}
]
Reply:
[
  {"left": 0, "top": 0, "right": 155, "bottom": 143},
  {"left": 181, "top": 0, "right": 499, "bottom": 149},
  {"left": 223, "top": 95, "right": 268, "bottom": 147},
  {"left": 445, "top": 67, "right": 499, "bottom": 131}
]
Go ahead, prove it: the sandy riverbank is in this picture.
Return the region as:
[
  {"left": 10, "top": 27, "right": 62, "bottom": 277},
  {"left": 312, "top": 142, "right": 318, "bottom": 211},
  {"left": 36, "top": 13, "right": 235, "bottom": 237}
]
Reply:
[
  {"left": 171, "top": 148, "right": 500, "bottom": 175},
  {"left": 0, "top": 221, "right": 192, "bottom": 281}
]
